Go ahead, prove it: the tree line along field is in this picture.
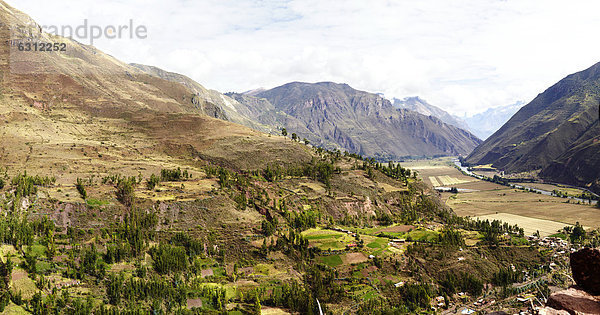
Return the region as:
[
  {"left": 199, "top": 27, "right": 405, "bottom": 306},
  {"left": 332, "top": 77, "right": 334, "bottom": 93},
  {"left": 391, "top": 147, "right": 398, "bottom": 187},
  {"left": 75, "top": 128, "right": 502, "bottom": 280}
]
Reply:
[{"left": 406, "top": 158, "right": 600, "bottom": 236}]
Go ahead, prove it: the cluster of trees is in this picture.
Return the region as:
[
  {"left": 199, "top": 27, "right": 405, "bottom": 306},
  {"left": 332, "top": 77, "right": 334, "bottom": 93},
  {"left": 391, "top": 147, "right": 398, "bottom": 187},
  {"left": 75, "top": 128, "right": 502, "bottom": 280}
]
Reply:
[
  {"left": 99, "top": 174, "right": 145, "bottom": 206},
  {"left": 80, "top": 244, "right": 108, "bottom": 278},
  {"left": 204, "top": 165, "right": 248, "bottom": 189},
  {"left": 11, "top": 172, "right": 55, "bottom": 197},
  {"left": 375, "top": 211, "right": 394, "bottom": 226},
  {"left": 358, "top": 281, "right": 437, "bottom": 313},
  {"left": 276, "top": 228, "right": 313, "bottom": 259},
  {"left": 260, "top": 281, "right": 317, "bottom": 314},
  {"left": 0, "top": 217, "right": 33, "bottom": 250},
  {"left": 261, "top": 218, "right": 278, "bottom": 236},
  {"left": 280, "top": 128, "right": 310, "bottom": 145},
  {"left": 437, "top": 228, "right": 465, "bottom": 247},
  {"left": 361, "top": 161, "right": 415, "bottom": 183},
  {"left": 304, "top": 264, "right": 343, "bottom": 302},
  {"left": 398, "top": 282, "right": 435, "bottom": 312},
  {"left": 146, "top": 174, "right": 160, "bottom": 190},
  {"left": 160, "top": 168, "right": 191, "bottom": 182},
  {"left": 491, "top": 267, "right": 522, "bottom": 286},
  {"left": 566, "top": 222, "right": 586, "bottom": 243},
  {"left": 105, "top": 272, "right": 187, "bottom": 311},
  {"left": 145, "top": 168, "right": 192, "bottom": 190},
  {"left": 28, "top": 291, "right": 95, "bottom": 314},
  {"left": 288, "top": 210, "right": 318, "bottom": 231},
  {"left": 0, "top": 255, "right": 13, "bottom": 312},
  {"left": 452, "top": 217, "right": 524, "bottom": 245},
  {"left": 550, "top": 189, "right": 598, "bottom": 202},
  {"left": 260, "top": 159, "right": 339, "bottom": 189},
  {"left": 149, "top": 244, "right": 188, "bottom": 274},
  {"left": 115, "top": 176, "right": 138, "bottom": 207},
  {"left": 440, "top": 271, "right": 484, "bottom": 297},
  {"left": 170, "top": 232, "right": 204, "bottom": 257},
  {"left": 102, "top": 174, "right": 141, "bottom": 185},
  {"left": 100, "top": 209, "right": 159, "bottom": 267}
]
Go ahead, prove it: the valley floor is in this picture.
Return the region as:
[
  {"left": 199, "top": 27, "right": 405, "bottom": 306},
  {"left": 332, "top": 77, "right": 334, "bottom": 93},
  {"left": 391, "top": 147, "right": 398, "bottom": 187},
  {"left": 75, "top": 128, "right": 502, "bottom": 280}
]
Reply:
[{"left": 405, "top": 157, "right": 600, "bottom": 236}]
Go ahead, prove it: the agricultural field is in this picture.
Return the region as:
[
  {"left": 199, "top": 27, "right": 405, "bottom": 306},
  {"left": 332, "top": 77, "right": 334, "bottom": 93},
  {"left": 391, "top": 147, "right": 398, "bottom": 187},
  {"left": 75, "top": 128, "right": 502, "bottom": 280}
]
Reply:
[
  {"left": 428, "top": 175, "right": 473, "bottom": 187},
  {"left": 301, "top": 228, "right": 356, "bottom": 251},
  {"left": 303, "top": 225, "right": 442, "bottom": 270},
  {"left": 407, "top": 160, "right": 475, "bottom": 188},
  {"left": 514, "top": 182, "right": 588, "bottom": 197},
  {"left": 473, "top": 213, "right": 572, "bottom": 237},
  {"left": 405, "top": 158, "right": 600, "bottom": 236}
]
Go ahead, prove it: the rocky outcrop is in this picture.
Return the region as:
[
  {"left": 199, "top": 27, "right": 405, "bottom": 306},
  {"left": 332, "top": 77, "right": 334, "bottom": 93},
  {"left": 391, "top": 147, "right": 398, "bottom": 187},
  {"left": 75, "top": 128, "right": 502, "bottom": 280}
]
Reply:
[
  {"left": 538, "top": 248, "right": 600, "bottom": 314},
  {"left": 537, "top": 308, "right": 569, "bottom": 315},
  {"left": 571, "top": 248, "right": 600, "bottom": 295},
  {"left": 542, "top": 287, "right": 600, "bottom": 315}
]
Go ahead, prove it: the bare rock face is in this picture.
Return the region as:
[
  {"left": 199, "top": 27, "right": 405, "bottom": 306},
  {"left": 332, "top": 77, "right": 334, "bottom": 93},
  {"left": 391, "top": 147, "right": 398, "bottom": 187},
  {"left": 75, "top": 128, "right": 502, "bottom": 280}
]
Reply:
[
  {"left": 570, "top": 248, "right": 600, "bottom": 295},
  {"left": 545, "top": 287, "right": 600, "bottom": 315}
]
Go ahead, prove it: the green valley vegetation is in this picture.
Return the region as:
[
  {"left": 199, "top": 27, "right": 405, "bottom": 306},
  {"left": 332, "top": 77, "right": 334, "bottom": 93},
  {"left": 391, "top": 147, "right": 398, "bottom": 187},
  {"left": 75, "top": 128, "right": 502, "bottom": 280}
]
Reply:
[{"left": 0, "top": 145, "right": 580, "bottom": 314}]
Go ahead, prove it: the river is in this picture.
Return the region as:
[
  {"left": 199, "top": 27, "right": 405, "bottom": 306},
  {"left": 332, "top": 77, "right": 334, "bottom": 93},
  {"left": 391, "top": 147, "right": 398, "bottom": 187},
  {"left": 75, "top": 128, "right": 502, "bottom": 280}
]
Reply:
[{"left": 453, "top": 160, "right": 598, "bottom": 205}]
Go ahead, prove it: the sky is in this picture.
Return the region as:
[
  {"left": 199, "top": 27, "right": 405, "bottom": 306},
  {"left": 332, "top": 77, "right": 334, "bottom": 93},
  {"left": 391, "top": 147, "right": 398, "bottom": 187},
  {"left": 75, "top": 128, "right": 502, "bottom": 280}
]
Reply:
[{"left": 7, "top": 0, "right": 600, "bottom": 116}]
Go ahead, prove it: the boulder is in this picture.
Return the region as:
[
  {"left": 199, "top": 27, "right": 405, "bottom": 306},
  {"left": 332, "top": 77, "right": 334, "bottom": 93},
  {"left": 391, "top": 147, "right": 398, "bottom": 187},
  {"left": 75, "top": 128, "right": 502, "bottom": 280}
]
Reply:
[
  {"left": 570, "top": 248, "right": 600, "bottom": 295},
  {"left": 537, "top": 307, "right": 570, "bottom": 315},
  {"left": 546, "top": 287, "right": 600, "bottom": 315}
]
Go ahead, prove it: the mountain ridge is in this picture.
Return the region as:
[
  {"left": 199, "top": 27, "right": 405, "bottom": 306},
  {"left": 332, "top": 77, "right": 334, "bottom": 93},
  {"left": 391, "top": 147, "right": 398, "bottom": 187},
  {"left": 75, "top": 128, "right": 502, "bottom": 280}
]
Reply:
[
  {"left": 393, "top": 96, "right": 471, "bottom": 132},
  {"left": 466, "top": 62, "right": 600, "bottom": 193},
  {"left": 128, "top": 69, "right": 483, "bottom": 159},
  {"left": 240, "top": 81, "right": 482, "bottom": 159}
]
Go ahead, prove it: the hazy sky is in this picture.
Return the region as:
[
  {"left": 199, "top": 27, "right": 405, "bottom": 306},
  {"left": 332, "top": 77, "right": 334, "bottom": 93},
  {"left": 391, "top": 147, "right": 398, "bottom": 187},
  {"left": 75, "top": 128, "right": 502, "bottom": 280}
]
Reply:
[{"left": 8, "top": 0, "right": 600, "bottom": 116}]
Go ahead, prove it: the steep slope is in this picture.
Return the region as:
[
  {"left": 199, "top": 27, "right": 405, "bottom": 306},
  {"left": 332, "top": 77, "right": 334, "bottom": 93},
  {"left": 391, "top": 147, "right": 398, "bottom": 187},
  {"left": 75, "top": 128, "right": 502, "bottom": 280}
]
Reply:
[
  {"left": 466, "top": 62, "right": 600, "bottom": 191},
  {"left": 464, "top": 101, "right": 524, "bottom": 140},
  {"left": 0, "top": 1, "right": 311, "bottom": 175},
  {"left": 393, "top": 96, "right": 471, "bottom": 131},
  {"left": 230, "top": 82, "right": 481, "bottom": 159},
  {"left": 539, "top": 121, "right": 600, "bottom": 193},
  {"left": 130, "top": 63, "right": 272, "bottom": 132}
]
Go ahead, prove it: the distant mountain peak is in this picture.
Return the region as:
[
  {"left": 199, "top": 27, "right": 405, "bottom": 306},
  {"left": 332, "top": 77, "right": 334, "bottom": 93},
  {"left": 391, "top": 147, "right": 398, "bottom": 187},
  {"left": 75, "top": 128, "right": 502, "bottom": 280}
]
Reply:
[
  {"left": 393, "top": 97, "right": 471, "bottom": 132},
  {"left": 242, "top": 88, "right": 266, "bottom": 96},
  {"left": 464, "top": 101, "right": 524, "bottom": 140}
]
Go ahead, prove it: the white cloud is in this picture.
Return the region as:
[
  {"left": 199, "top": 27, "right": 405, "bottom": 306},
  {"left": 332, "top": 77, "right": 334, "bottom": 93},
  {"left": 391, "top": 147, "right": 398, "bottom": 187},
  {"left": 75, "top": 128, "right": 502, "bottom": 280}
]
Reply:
[{"left": 7, "top": 0, "right": 600, "bottom": 115}]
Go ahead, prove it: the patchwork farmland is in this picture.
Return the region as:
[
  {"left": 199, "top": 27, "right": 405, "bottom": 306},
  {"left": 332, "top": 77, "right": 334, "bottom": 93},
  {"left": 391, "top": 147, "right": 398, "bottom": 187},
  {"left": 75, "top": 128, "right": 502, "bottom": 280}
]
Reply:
[{"left": 406, "top": 158, "right": 600, "bottom": 236}]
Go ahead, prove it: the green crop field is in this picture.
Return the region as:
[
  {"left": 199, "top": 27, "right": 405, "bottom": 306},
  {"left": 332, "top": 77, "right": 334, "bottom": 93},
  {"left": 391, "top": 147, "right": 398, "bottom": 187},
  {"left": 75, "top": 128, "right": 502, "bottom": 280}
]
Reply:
[{"left": 319, "top": 255, "right": 343, "bottom": 267}]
